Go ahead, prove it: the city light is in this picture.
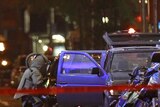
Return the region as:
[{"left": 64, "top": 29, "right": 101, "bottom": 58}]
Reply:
[
  {"left": 38, "top": 39, "right": 42, "bottom": 43},
  {"left": 102, "top": 17, "right": 109, "bottom": 24},
  {"left": 128, "top": 28, "right": 136, "bottom": 34},
  {"left": 1, "top": 60, "right": 8, "bottom": 66},
  {"left": 52, "top": 34, "right": 65, "bottom": 43},
  {"left": 139, "top": 0, "right": 148, "bottom": 4},
  {"left": 0, "top": 42, "right": 5, "bottom": 52},
  {"left": 54, "top": 46, "right": 65, "bottom": 56},
  {"left": 43, "top": 45, "right": 48, "bottom": 52}
]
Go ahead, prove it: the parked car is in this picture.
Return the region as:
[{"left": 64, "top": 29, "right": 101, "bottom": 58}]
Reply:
[{"left": 48, "top": 32, "right": 160, "bottom": 107}]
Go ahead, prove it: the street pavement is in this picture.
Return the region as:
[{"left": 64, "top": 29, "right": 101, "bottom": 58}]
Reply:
[
  {"left": 0, "top": 95, "right": 21, "bottom": 107},
  {"left": 0, "top": 86, "right": 21, "bottom": 107}
]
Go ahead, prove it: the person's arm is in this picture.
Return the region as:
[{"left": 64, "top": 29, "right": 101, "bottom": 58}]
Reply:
[{"left": 32, "top": 69, "right": 44, "bottom": 87}]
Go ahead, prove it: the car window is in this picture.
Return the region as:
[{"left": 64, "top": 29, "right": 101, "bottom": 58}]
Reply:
[
  {"left": 111, "top": 52, "right": 152, "bottom": 72},
  {"left": 62, "top": 53, "right": 97, "bottom": 74},
  {"left": 88, "top": 53, "right": 101, "bottom": 64}
]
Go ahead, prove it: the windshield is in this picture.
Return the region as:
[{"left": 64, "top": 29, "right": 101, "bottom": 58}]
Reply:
[{"left": 111, "top": 52, "right": 152, "bottom": 72}]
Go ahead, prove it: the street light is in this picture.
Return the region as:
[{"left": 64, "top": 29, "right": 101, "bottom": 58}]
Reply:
[
  {"left": 43, "top": 45, "right": 48, "bottom": 52},
  {"left": 138, "top": 0, "right": 148, "bottom": 4},
  {"left": 1, "top": 60, "right": 8, "bottom": 66},
  {"left": 102, "top": 17, "right": 109, "bottom": 24}
]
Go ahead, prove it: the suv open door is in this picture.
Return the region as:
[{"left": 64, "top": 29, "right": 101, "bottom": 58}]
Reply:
[{"left": 56, "top": 51, "right": 109, "bottom": 106}]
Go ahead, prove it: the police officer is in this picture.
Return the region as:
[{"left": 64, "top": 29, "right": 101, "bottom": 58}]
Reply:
[{"left": 14, "top": 53, "right": 49, "bottom": 107}]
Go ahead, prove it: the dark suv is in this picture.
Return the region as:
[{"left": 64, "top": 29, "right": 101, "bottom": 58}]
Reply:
[{"left": 102, "top": 32, "right": 160, "bottom": 100}]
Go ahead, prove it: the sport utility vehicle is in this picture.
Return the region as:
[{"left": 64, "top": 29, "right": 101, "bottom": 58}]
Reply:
[
  {"left": 52, "top": 32, "right": 160, "bottom": 106},
  {"left": 102, "top": 32, "right": 160, "bottom": 100}
]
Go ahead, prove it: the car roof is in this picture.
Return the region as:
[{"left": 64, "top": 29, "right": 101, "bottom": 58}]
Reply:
[
  {"left": 103, "top": 32, "right": 160, "bottom": 48},
  {"left": 108, "top": 46, "right": 160, "bottom": 53}
]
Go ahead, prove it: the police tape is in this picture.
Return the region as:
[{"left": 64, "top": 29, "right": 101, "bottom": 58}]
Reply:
[{"left": 1, "top": 84, "right": 160, "bottom": 95}]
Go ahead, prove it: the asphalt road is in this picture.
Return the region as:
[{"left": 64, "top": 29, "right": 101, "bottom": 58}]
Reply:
[
  {"left": 0, "top": 86, "right": 21, "bottom": 107},
  {"left": 0, "top": 95, "right": 21, "bottom": 107}
]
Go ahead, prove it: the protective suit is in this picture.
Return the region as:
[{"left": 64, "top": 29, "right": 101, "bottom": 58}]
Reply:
[{"left": 14, "top": 53, "right": 49, "bottom": 107}]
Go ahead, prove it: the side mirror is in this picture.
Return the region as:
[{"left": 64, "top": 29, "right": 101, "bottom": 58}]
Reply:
[
  {"left": 92, "top": 67, "right": 99, "bottom": 75},
  {"left": 151, "top": 52, "right": 160, "bottom": 63}
]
